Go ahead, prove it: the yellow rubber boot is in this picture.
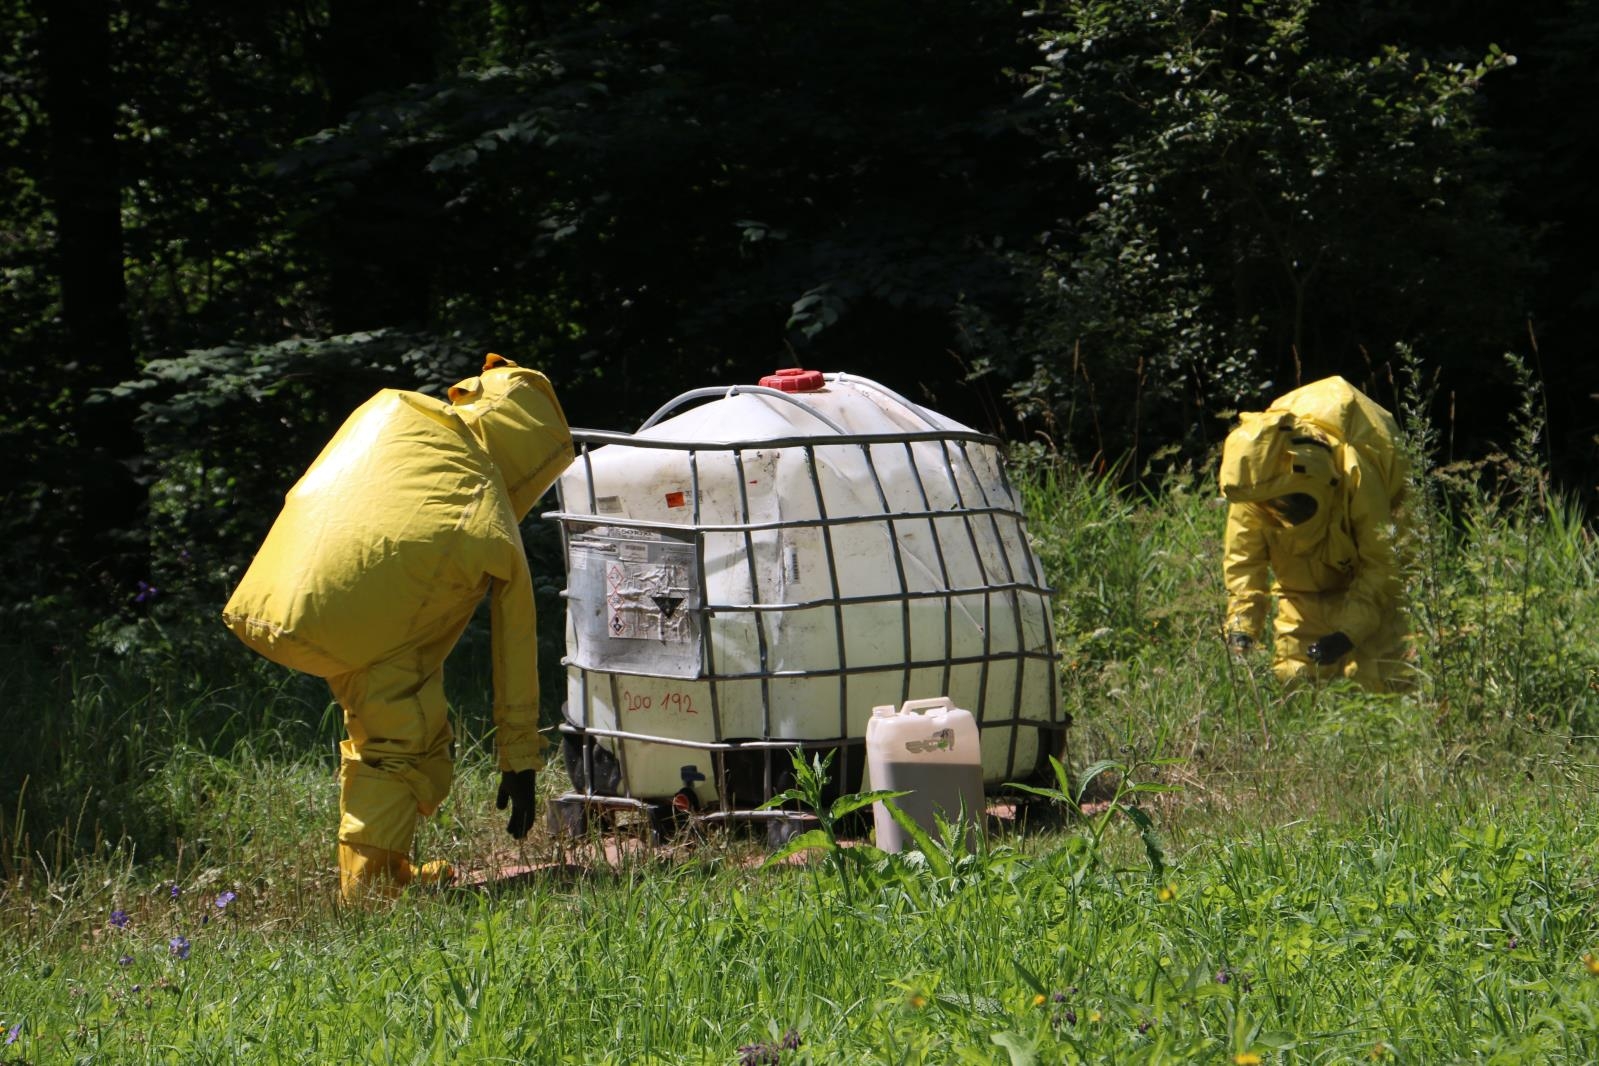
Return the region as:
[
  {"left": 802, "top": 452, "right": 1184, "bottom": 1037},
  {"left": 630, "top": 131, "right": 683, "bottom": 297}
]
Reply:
[
  {"left": 339, "top": 842, "right": 410, "bottom": 903},
  {"left": 338, "top": 842, "right": 457, "bottom": 902},
  {"left": 413, "top": 859, "right": 456, "bottom": 887}
]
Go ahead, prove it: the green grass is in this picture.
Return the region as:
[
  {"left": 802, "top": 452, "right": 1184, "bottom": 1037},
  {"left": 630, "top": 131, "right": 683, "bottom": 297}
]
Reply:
[
  {"left": 5, "top": 434, "right": 1599, "bottom": 1063},
  {"left": 3, "top": 759, "right": 1597, "bottom": 1063}
]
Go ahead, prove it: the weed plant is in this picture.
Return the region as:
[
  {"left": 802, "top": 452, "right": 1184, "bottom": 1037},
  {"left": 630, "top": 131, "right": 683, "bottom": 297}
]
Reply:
[{"left": 4, "top": 365, "right": 1599, "bottom": 1062}]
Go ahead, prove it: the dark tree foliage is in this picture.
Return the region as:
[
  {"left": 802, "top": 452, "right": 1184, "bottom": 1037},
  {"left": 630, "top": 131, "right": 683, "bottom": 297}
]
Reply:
[
  {"left": 1308, "top": 0, "right": 1598, "bottom": 480},
  {"left": 130, "top": 0, "right": 1054, "bottom": 628},
  {"left": 271, "top": 0, "right": 1050, "bottom": 422},
  {"left": 0, "top": 0, "right": 1593, "bottom": 643},
  {"left": 1014, "top": 0, "right": 1527, "bottom": 472},
  {"left": 2, "top": 0, "right": 331, "bottom": 628}
]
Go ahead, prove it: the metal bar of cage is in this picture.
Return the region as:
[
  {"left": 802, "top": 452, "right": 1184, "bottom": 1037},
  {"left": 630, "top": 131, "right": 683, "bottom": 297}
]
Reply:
[
  {"left": 932, "top": 436, "right": 996, "bottom": 756},
  {"left": 547, "top": 503, "right": 1036, "bottom": 535},
  {"left": 802, "top": 441, "right": 854, "bottom": 800},
  {"left": 576, "top": 649, "right": 1059, "bottom": 686},
  {"left": 956, "top": 437, "right": 1027, "bottom": 779}
]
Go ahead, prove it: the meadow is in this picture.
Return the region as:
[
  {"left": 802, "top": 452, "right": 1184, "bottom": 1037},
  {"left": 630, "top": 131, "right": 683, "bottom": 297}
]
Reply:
[{"left": 4, "top": 384, "right": 1599, "bottom": 1064}]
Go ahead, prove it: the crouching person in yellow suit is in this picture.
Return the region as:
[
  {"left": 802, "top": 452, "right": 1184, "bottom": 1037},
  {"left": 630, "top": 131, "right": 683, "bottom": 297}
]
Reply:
[
  {"left": 1218, "top": 376, "right": 1411, "bottom": 692},
  {"left": 223, "top": 355, "right": 574, "bottom": 900}
]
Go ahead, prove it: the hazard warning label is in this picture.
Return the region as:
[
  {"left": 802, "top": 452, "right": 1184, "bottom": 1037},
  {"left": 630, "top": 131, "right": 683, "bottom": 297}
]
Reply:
[{"left": 568, "top": 526, "right": 702, "bottom": 677}]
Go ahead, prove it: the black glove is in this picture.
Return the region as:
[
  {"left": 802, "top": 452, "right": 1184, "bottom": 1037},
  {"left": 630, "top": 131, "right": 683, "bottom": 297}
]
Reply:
[
  {"left": 1306, "top": 631, "right": 1354, "bottom": 665},
  {"left": 496, "top": 769, "right": 538, "bottom": 840},
  {"left": 1227, "top": 632, "right": 1255, "bottom": 655}
]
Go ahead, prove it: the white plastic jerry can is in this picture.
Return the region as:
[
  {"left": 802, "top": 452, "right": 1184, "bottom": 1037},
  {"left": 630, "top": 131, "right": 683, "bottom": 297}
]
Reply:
[{"left": 866, "top": 697, "right": 986, "bottom": 853}]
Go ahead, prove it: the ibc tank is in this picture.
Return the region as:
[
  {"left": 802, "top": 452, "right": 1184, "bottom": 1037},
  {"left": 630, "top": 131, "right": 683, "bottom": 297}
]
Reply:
[{"left": 548, "top": 369, "right": 1062, "bottom": 821}]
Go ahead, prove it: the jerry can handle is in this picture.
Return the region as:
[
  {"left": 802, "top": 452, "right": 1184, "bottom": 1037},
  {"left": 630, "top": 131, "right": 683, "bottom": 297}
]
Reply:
[{"left": 898, "top": 696, "right": 954, "bottom": 715}]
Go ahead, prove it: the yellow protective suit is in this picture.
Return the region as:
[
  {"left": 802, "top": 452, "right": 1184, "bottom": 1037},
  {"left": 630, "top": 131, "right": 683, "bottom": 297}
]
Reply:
[
  {"left": 222, "top": 355, "right": 573, "bottom": 899},
  {"left": 1218, "top": 377, "right": 1410, "bottom": 691}
]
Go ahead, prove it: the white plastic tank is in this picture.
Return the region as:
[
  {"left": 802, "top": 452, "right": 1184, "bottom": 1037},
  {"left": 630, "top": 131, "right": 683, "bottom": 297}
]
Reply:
[
  {"left": 549, "top": 369, "right": 1061, "bottom": 816},
  {"left": 867, "top": 698, "right": 985, "bottom": 853}
]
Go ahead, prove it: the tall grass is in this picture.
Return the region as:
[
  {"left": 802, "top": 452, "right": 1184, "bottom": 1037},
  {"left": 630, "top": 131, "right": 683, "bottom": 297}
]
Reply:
[
  {"left": 1381, "top": 347, "right": 1599, "bottom": 733},
  {"left": 2, "top": 763, "right": 1596, "bottom": 1062},
  {"left": 4, "top": 368, "right": 1599, "bottom": 1062}
]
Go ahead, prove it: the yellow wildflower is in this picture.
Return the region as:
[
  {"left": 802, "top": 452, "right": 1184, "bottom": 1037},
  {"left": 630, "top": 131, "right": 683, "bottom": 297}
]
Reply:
[
  {"left": 1088, "top": 1009, "right": 1102, "bottom": 1023},
  {"left": 1368, "top": 1043, "right": 1387, "bottom": 1060},
  {"left": 1584, "top": 952, "right": 1599, "bottom": 976},
  {"left": 1032, "top": 994, "right": 1047, "bottom": 1007},
  {"left": 908, "top": 993, "right": 927, "bottom": 1009},
  {"left": 1233, "top": 1054, "right": 1263, "bottom": 1066},
  {"left": 1157, "top": 883, "right": 1177, "bottom": 902}
]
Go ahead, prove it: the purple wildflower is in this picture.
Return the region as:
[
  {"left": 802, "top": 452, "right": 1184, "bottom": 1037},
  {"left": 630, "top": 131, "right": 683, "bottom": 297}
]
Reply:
[
  {"left": 1216, "top": 969, "right": 1231, "bottom": 985},
  {"left": 109, "top": 909, "right": 130, "bottom": 928},
  {"left": 1507, "top": 936, "right": 1519, "bottom": 950},
  {"left": 1062, "top": 1008, "right": 1078, "bottom": 1025},
  {"left": 118, "top": 954, "right": 134, "bottom": 967},
  {"left": 737, "top": 1033, "right": 797, "bottom": 1066},
  {"left": 1138, "top": 1019, "right": 1153, "bottom": 1034},
  {"left": 5, "top": 1021, "right": 20, "bottom": 1045},
  {"left": 215, "top": 891, "right": 237, "bottom": 909},
  {"left": 168, "top": 935, "right": 190, "bottom": 960},
  {"left": 169, "top": 883, "right": 181, "bottom": 900},
  {"left": 133, "top": 581, "right": 159, "bottom": 604}
]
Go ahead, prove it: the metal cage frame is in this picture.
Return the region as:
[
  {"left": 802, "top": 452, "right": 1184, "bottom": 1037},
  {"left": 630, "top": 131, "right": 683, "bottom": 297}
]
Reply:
[{"left": 544, "top": 375, "right": 1062, "bottom": 834}]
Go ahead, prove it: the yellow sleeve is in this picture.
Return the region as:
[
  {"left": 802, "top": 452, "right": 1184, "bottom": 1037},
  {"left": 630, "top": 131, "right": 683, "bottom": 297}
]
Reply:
[
  {"left": 1332, "top": 457, "right": 1401, "bottom": 647},
  {"left": 1222, "top": 503, "right": 1271, "bottom": 640},
  {"left": 484, "top": 531, "right": 548, "bottom": 773}
]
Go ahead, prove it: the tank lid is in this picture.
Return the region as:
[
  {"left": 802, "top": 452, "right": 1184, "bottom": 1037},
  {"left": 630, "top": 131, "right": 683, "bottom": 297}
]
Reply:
[{"left": 758, "top": 367, "right": 826, "bottom": 393}]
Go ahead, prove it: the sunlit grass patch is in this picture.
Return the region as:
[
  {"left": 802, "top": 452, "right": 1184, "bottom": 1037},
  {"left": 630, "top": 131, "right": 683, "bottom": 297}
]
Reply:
[{"left": 6, "top": 421, "right": 1599, "bottom": 1060}]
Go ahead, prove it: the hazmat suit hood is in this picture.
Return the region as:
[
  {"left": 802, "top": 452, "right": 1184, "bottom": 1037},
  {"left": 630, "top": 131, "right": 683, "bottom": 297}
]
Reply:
[
  {"left": 449, "top": 354, "right": 575, "bottom": 520},
  {"left": 1219, "top": 410, "right": 1339, "bottom": 535}
]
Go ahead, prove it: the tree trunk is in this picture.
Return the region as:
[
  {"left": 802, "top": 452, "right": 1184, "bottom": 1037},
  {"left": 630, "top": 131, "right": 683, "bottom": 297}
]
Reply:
[
  {"left": 41, "top": 0, "right": 147, "bottom": 604},
  {"left": 320, "top": 0, "right": 440, "bottom": 333}
]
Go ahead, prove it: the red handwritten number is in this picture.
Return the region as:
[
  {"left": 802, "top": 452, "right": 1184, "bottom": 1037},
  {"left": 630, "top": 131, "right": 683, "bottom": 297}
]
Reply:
[
  {"left": 661, "top": 691, "right": 698, "bottom": 715},
  {"left": 624, "top": 690, "right": 699, "bottom": 714}
]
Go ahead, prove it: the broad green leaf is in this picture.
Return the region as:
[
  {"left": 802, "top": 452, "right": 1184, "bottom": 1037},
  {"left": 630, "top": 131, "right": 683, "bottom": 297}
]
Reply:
[
  {"left": 760, "top": 828, "right": 833, "bottom": 868},
  {"left": 828, "top": 788, "right": 909, "bottom": 820},
  {"left": 989, "top": 1031, "right": 1039, "bottom": 1066},
  {"left": 882, "top": 800, "right": 951, "bottom": 878}
]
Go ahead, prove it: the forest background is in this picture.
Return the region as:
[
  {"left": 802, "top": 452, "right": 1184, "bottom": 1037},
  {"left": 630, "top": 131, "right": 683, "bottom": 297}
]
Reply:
[
  {"left": 4, "top": 0, "right": 1598, "bottom": 784},
  {"left": 6, "top": 0, "right": 1596, "bottom": 632},
  {"left": 6, "top": 6, "right": 1599, "bottom": 1058}
]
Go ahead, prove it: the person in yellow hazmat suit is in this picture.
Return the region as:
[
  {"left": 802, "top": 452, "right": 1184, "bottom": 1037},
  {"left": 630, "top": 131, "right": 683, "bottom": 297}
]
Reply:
[
  {"left": 222, "top": 354, "right": 574, "bottom": 900},
  {"left": 1218, "top": 376, "right": 1410, "bottom": 691}
]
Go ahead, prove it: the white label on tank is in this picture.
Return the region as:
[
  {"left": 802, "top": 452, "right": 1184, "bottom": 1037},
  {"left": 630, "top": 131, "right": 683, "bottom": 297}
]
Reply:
[
  {"left": 783, "top": 543, "right": 800, "bottom": 584},
  {"left": 596, "top": 495, "right": 624, "bottom": 514},
  {"left": 567, "top": 525, "right": 702, "bottom": 677}
]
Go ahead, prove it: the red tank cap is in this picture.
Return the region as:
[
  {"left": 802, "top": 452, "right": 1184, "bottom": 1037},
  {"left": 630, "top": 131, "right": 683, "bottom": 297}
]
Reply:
[{"left": 758, "top": 367, "right": 826, "bottom": 392}]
